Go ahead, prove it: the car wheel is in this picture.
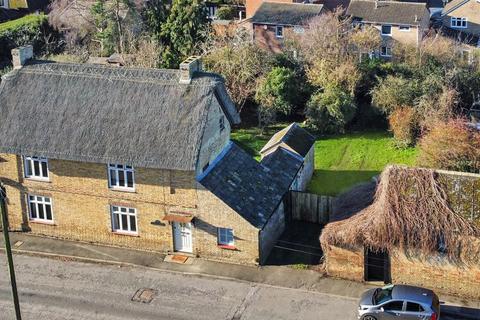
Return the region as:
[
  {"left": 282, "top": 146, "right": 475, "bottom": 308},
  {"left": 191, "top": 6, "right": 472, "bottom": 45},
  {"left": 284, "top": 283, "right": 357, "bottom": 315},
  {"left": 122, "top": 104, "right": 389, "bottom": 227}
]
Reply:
[{"left": 362, "top": 316, "right": 377, "bottom": 320}]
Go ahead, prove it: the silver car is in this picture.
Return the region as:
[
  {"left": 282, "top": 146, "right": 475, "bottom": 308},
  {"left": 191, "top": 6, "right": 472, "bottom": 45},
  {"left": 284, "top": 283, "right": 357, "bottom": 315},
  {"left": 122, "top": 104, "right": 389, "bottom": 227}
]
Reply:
[{"left": 358, "top": 284, "right": 440, "bottom": 320}]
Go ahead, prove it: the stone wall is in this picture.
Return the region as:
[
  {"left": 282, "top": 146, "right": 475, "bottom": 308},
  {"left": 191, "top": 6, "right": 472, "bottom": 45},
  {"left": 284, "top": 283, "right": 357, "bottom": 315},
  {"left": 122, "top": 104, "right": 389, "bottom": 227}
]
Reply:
[{"left": 325, "top": 245, "right": 480, "bottom": 299}]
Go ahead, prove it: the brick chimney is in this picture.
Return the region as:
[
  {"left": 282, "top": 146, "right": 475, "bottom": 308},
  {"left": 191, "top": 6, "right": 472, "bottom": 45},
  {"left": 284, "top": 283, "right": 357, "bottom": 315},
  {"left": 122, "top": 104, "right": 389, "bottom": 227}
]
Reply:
[
  {"left": 11, "top": 45, "right": 33, "bottom": 69},
  {"left": 179, "top": 56, "right": 202, "bottom": 84}
]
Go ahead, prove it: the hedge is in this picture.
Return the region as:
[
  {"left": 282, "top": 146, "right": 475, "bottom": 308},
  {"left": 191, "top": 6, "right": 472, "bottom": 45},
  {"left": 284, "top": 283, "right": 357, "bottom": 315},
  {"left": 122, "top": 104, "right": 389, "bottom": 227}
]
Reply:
[{"left": 0, "top": 14, "right": 62, "bottom": 64}]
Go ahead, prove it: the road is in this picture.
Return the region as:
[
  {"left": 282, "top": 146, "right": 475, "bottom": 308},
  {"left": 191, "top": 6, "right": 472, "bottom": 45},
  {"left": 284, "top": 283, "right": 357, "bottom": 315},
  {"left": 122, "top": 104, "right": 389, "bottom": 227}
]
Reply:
[{"left": 0, "top": 254, "right": 358, "bottom": 320}]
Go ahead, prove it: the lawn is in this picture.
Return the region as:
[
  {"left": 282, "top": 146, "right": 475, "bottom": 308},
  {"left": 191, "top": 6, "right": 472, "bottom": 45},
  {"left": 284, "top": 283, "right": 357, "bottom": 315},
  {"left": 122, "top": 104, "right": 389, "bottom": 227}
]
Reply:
[{"left": 231, "top": 127, "right": 418, "bottom": 196}]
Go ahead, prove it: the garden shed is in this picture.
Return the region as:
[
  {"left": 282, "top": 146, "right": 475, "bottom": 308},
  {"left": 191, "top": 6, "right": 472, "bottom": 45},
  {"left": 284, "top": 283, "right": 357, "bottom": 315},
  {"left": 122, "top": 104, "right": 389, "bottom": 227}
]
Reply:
[{"left": 321, "top": 165, "right": 480, "bottom": 298}]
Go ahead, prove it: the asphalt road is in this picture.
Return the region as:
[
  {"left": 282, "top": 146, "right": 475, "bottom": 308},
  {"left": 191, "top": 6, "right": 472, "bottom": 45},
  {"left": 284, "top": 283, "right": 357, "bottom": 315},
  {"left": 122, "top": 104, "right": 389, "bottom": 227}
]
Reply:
[{"left": 0, "top": 254, "right": 359, "bottom": 320}]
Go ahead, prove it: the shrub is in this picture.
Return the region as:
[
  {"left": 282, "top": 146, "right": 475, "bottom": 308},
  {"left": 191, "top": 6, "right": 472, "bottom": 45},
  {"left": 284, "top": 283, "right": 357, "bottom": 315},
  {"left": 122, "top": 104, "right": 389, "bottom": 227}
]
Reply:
[
  {"left": 255, "top": 67, "right": 297, "bottom": 115},
  {"left": 0, "top": 14, "right": 61, "bottom": 63},
  {"left": 306, "top": 86, "right": 357, "bottom": 134},
  {"left": 418, "top": 119, "right": 480, "bottom": 173},
  {"left": 371, "top": 75, "right": 419, "bottom": 114},
  {"left": 388, "top": 107, "right": 418, "bottom": 148},
  {"left": 215, "top": 6, "right": 236, "bottom": 20}
]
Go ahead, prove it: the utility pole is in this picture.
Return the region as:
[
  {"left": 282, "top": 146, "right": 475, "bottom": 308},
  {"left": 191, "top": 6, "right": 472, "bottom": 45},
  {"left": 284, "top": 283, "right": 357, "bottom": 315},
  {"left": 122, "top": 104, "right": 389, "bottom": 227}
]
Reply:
[{"left": 0, "top": 185, "right": 22, "bottom": 320}]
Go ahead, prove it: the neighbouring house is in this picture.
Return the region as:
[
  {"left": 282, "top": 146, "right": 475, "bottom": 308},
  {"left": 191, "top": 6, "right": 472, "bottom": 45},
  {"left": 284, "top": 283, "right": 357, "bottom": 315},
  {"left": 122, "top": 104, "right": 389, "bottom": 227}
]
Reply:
[
  {"left": 260, "top": 123, "right": 315, "bottom": 191},
  {"left": 250, "top": 2, "right": 325, "bottom": 53},
  {"left": 440, "top": 0, "right": 480, "bottom": 48},
  {"left": 346, "top": 0, "right": 430, "bottom": 57},
  {"left": 0, "top": 47, "right": 313, "bottom": 265},
  {"left": 321, "top": 166, "right": 480, "bottom": 299}
]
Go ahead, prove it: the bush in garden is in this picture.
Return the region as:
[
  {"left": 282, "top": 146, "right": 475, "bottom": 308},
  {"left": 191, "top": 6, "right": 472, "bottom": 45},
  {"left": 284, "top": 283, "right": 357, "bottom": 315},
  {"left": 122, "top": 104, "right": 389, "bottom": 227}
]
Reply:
[
  {"left": 388, "top": 107, "right": 418, "bottom": 147},
  {"left": 371, "top": 75, "right": 419, "bottom": 114},
  {"left": 418, "top": 119, "right": 480, "bottom": 173},
  {"left": 305, "top": 85, "right": 357, "bottom": 134},
  {"left": 215, "top": 6, "right": 236, "bottom": 20},
  {"left": 255, "top": 66, "right": 297, "bottom": 116}
]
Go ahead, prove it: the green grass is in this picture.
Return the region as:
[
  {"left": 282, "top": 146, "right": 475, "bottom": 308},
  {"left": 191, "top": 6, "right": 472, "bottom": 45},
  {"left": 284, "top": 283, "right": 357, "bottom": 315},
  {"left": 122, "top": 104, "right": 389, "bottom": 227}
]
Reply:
[
  {"left": 0, "top": 14, "right": 47, "bottom": 34},
  {"left": 231, "top": 127, "right": 418, "bottom": 196}
]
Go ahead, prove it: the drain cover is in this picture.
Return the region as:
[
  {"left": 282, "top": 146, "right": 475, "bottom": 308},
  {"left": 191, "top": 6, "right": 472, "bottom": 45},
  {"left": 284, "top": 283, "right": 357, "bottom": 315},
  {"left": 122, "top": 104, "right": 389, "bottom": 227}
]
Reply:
[{"left": 132, "top": 288, "right": 157, "bottom": 304}]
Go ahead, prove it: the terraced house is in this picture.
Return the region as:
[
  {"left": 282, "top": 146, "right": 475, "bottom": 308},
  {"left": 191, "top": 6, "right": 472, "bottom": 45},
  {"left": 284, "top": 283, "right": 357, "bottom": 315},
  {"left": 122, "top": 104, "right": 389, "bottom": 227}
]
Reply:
[{"left": 0, "top": 47, "right": 313, "bottom": 265}]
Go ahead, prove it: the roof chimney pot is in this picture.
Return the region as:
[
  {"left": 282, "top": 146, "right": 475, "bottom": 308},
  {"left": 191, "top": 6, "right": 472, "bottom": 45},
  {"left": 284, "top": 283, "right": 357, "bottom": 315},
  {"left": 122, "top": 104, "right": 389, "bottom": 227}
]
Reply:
[
  {"left": 11, "top": 45, "right": 33, "bottom": 69},
  {"left": 179, "top": 56, "right": 202, "bottom": 84}
]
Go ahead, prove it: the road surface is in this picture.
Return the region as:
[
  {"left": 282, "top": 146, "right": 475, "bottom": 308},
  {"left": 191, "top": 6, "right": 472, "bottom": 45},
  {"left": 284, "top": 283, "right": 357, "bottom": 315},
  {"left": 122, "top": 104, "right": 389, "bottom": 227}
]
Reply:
[{"left": 0, "top": 254, "right": 358, "bottom": 320}]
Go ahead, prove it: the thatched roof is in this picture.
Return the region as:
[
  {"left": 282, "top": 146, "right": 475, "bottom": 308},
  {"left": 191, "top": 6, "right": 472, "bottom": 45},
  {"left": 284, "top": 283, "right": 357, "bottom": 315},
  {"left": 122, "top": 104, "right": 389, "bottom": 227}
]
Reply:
[
  {"left": 321, "top": 166, "right": 480, "bottom": 262},
  {"left": 0, "top": 61, "right": 239, "bottom": 171}
]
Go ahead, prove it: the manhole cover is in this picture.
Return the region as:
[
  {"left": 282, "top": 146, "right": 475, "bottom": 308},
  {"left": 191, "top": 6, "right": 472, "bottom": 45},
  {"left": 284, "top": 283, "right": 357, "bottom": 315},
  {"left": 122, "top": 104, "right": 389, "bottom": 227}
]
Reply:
[{"left": 131, "top": 288, "right": 157, "bottom": 304}]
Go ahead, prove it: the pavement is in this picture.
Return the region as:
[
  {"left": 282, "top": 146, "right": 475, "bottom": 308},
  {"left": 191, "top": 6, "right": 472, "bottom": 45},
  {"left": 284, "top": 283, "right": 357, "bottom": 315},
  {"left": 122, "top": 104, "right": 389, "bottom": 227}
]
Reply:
[{"left": 1, "top": 232, "right": 479, "bottom": 319}]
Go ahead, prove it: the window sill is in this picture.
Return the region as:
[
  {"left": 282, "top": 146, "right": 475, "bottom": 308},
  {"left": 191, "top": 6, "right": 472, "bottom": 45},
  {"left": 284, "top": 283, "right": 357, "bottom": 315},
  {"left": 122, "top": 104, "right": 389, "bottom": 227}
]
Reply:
[
  {"left": 109, "top": 187, "right": 136, "bottom": 193},
  {"left": 112, "top": 230, "right": 139, "bottom": 237},
  {"left": 25, "top": 177, "right": 51, "bottom": 183},
  {"left": 29, "top": 219, "right": 55, "bottom": 226},
  {"left": 218, "top": 244, "right": 237, "bottom": 250}
]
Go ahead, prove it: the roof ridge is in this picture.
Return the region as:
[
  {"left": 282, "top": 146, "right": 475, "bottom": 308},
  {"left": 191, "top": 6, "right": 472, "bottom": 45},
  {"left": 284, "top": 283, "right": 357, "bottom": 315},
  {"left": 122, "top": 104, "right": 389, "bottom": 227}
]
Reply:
[{"left": 351, "top": 0, "right": 427, "bottom": 5}]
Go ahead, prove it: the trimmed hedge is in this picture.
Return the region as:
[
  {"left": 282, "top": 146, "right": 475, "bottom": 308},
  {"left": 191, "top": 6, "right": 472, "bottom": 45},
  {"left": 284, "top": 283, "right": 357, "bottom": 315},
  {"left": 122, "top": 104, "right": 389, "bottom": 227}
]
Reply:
[{"left": 0, "top": 14, "right": 62, "bottom": 64}]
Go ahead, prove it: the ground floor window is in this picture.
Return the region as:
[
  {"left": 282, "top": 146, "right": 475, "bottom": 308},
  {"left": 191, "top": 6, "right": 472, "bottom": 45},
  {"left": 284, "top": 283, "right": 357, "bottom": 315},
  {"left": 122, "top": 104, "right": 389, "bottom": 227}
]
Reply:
[
  {"left": 218, "top": 227, "right": 234, "bottom": 246},
  {"left": 28, "top": 195, "right": 53, "bottom": 223},
  {"left": 111, "top": 205, "right": 137, "bottom": 234},
  {"left": 380, "top": 46, "right": 392, "bottom": 57}
]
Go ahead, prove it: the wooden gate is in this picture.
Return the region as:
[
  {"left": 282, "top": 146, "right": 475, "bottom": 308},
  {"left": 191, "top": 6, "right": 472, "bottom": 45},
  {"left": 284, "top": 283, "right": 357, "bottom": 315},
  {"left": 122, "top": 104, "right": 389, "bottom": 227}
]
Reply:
[{"left": 289, "top": 191, "right": 334, "bottom": 224}]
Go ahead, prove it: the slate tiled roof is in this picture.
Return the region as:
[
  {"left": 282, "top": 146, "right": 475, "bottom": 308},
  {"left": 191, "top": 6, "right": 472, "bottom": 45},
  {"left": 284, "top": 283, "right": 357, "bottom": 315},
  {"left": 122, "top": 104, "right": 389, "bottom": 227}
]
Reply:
[
  {"left": 0, "top": 61, "right": 239, "bottom": 171},
  {"left": 260, "top": 123, "right": 315, "bottom": 158},
  {"left": 199, "top": 143, "right": 301, "bottom": 229},
  {"left": 347, "top": 0, "right": 429, "bottom": 25},
  {"left": 261, "top": 147, "right": 303, "bottom": 190},
  {"left": 251, "top": 2, "right": 324, "bottom": 26}
]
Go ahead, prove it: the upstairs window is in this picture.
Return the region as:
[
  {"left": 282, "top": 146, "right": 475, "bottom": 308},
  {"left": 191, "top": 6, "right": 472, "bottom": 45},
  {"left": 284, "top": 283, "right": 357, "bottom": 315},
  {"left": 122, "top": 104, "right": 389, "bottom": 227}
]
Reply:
[
  {"left": 451, "top": 17, "right": 468, "bottom": 28},
  {"left": 28, "top": 195, "right": 53, "bottom": 223},
  {"left": 111, "top": 205, "right": 137, "bottom": 234},
  {"left": 108, "top": 164, "right": 134, "bottom": 191},
  {"left": 399, "top": 25, "right": 411, "bottom": 32},
  {"left": 276, "top": 25, "right": 284, "bottom": 38},
  {"left": 0, "top": 0, "right": 5, "bottom": 8},
  {"left": 218, "top": 227, "right": 234, "bottom": 246},
  {"left": 381, "top": 25, "right": 392, "bottom": 36},
  {"left": 24, "top": 156, "right": 49, "bottom": 180}
]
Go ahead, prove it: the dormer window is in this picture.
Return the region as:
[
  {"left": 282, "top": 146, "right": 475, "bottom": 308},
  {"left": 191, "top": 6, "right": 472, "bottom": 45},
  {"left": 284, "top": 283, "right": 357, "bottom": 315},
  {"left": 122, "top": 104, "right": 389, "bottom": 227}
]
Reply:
[
  {"left": 108, "top": 164, "right": 135, "bottom": 191},
  {"left": 381, "top": 25, "right": 392, "bottom": 36},
  {"left": 451, "top": 17, "right": 467, "bottom": 28},
  {"left": 24, "top": 156, "right": 49, "bottom": 181}
]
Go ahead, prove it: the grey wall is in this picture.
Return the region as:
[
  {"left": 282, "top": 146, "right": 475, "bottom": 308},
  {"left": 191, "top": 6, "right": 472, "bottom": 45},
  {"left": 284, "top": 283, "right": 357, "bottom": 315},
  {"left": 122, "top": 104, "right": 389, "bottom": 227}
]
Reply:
[{"left": 259, "top": 201, "right": 285, "bottom": 265}]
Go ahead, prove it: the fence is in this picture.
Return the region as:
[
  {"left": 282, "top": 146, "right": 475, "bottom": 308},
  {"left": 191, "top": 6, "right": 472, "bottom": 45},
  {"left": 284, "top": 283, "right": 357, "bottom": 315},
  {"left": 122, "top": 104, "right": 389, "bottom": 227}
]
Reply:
[{"left": 289, "top": 191, "right": 335, "bottom": 224}]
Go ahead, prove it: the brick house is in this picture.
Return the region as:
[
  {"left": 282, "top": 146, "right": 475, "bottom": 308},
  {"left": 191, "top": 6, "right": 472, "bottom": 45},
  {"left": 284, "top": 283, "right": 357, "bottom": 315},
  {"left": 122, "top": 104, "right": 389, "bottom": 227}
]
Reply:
[
  {"left": 0, "top": 48, "right": 312, "bottom": 265},
  {"left": 250, "top": 2, "right": 325, "bottom": 53},
  {"left": 440, "top": 0, "right": 480, "bottom": 49},
  {"left": 321, "top": 166, "right": 480, "bottom": 299},
  {"left": 347, "top": 0, "right": 430, "bottom": 57}
]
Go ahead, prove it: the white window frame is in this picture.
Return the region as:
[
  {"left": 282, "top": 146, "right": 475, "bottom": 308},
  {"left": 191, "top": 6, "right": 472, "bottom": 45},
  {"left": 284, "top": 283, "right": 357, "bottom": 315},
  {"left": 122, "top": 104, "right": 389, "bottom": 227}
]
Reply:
[
  {"left": 108, "top": 164, "right": 135, "bottom": 191},
  {"left": 451, "top": 17, "right": 468, "bottom": 29},
  {"left": 111, "top": 205, "right": 138, "bottom": 235},
  {"left": 380, "top": 46, "right": 392, "bottom": 57},
  {"left": 23, "top": 156, "right": 49, "bottom": 181},
  {"left": 275, "top": 25, "right": 284, "bottom": 39},
  {"left": 218, "top": 227, "right": 234, "bottom": 246},
  {"left": 28, "top": 195, "right": 54, "bottom": 223},
  {"left": 381, "top": 24, "right": 392, "bottom": 36},
  {"left": 399, "top": 25, "right": 411, "bottom": 32},
  {"left": 0, "top": 0, "right": 6, "bottom": 9}
]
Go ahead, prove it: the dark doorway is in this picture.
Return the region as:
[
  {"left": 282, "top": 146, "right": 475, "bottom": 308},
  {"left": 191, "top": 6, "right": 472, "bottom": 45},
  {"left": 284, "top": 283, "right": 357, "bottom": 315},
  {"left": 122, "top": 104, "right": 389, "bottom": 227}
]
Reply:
[{"left": 364, "top": 248, "right": 391, "bottom": 283}]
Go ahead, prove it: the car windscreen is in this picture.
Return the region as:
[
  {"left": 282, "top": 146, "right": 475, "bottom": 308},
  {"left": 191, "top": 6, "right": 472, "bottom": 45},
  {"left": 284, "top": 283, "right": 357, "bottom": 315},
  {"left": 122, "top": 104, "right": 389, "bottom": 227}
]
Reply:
[{"left": 373, "top": 285, "right": 394, "bottom": 305}]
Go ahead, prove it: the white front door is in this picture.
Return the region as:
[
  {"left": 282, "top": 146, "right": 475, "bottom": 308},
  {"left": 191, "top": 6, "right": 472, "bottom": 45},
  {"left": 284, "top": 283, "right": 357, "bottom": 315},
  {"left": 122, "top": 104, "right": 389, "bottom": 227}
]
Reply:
[{"left": 173, "top": 222, "right": 193, "bottom": 253}]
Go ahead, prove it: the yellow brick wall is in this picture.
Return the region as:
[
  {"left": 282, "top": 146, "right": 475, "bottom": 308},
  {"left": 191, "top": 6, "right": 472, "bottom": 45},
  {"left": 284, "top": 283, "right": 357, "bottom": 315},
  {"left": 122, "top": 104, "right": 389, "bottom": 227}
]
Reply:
[{"left": 0, "top": 153, "right": 262, "bottom": 264}]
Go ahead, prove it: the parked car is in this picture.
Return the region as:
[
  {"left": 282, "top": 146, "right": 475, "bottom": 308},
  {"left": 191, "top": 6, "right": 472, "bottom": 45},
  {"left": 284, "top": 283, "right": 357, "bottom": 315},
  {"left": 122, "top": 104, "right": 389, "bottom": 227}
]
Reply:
[{"left": 358, "top": 284, "right": 440, "bottom": 320}]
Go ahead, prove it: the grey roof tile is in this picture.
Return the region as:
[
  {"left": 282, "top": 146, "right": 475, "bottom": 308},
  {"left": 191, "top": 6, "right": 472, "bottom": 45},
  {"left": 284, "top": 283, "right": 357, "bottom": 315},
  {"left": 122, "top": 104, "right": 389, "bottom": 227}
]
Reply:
[
  {"left": 347, "top": 0, "right": 429, "bottom": 25},
  {"left": 251, "top": 2, "right": 324, "bottom": 26}
]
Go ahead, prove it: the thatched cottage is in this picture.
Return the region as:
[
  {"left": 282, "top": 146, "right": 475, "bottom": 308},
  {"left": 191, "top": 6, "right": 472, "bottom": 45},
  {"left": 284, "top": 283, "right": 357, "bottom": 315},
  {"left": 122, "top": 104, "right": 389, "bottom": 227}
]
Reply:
[
  {"left": 0, "top": 47, "right": 313, "bottom": 265},
  {"left": 321, "top": 166, "right": 480, "bottom": 298}
]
